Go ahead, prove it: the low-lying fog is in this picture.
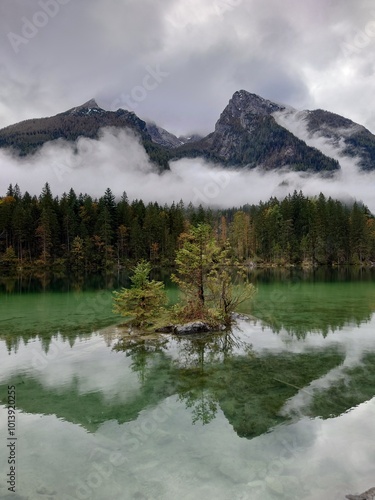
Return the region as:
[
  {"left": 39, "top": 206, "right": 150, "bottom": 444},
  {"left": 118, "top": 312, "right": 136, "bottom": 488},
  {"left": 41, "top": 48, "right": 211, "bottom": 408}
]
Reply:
[{"left": 1, "top": 127, "right": 374, "bottom": 211}]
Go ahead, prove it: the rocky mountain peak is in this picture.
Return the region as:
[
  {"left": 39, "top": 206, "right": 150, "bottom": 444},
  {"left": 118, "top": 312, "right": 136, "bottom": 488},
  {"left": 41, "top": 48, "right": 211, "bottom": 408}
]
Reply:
[
  {"left": 215, "top": 90, "right": 286, "bottom": 134},
  {"left": 179, "top": 89, "right": 340, "bottom": 172},
  {"left": 1, "top": 89, "right": 374, "bottom": 174},
  {"left": 81, "top": 98, "right": 100, "bottom": 108},
  {"left": 67, "top": 98, "right": 104, "bottom": 115},
  {"left": 230, "top": 90, "right": 285, "bottom": 115}
]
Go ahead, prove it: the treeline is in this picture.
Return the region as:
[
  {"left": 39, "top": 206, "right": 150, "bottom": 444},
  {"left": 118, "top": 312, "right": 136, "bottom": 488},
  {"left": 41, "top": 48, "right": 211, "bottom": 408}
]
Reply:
[{"left": 0, "top": 184, "right": 374, "bottom": 272}]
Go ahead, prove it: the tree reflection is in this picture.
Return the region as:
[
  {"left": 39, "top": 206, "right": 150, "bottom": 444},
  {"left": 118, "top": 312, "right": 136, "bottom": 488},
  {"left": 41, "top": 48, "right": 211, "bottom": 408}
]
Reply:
[
  {"left": 0, "top": 329, "right": 366, "bottom": 438},
  {"left": 114, "top": 331, "right": 248, "bottom": 425},
  {"left": 182, "top": 389, "right": 218, "bottom": 425},
  {"left": 114, "top": 336, "right": 169, "bottom": 384},
  {"left": 116, "top": 331, "right": 349, "bottom": 435},
  {"left": 247, "top": 271, "right": 375, "bottom": 339},
  {"left": 173, "top": 332, "right": 252, "bottom": 425}
]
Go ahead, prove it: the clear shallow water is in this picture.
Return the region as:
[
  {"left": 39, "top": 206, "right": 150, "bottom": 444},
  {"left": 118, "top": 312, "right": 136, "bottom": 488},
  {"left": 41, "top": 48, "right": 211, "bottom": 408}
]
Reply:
[{"left": 0, "top": 269, "right": 374, "bottom": 500}]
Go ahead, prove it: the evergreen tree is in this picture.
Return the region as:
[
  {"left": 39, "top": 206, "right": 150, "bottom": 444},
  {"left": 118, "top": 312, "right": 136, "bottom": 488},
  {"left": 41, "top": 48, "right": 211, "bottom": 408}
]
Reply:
[
  {"left": 113, "top": 260, "right": 166, "bottom": 328},
  {"left": 1, "top": 185, "right": 375, "bottom": 268},
  {"left": 172, "top": 224, "right": 256, "bottom": 325}
]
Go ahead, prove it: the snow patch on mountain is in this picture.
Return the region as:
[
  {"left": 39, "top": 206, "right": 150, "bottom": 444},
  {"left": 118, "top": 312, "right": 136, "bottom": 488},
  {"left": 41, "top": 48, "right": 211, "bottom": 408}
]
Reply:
[{"left": 68, "top": 99, "right": 104, "bottom": 116}]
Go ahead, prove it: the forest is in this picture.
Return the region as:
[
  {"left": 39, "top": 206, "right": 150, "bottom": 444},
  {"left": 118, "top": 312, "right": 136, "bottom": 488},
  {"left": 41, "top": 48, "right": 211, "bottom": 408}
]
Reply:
[{"left": 0, "top": 182, "right": 374, "bottom": 273}]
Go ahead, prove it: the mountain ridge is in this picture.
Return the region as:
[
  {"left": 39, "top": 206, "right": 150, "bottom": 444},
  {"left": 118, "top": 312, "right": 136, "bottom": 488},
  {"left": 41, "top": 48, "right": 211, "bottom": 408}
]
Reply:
[
  {"left": 170, "top": 90, "right": 340, "bottom": 172},
  {"left": 0, "top": 99, "right": 170, "bottom": 170},
  {"left": 0, "top": 90, "right": 374, "bottom": 172}
]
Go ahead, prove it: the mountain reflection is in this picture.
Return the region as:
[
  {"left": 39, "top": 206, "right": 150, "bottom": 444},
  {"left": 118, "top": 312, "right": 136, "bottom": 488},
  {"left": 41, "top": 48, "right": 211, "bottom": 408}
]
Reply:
[
  {"left": 307, "top": 352, "right": 375, "bottom": 419},
  {"left": 2, "top": 326, "right": 375, "bottom": 439},
  {"left": 0, "top": 334, "right": 343, "bottom": 438},
  {"left": 1, "top": 268, "right": 375, "bottom": 440},
  {"left": 166, "top": 334, "right": 344, "bottom": 436}
]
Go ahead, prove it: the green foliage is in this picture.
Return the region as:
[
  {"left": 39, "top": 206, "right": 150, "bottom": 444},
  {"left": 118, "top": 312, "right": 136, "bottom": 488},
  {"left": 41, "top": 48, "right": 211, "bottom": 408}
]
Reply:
[
  {"left": 1, "top": 185, "right": 375, "bottom": 272},
  {"left": 172, "top": 224, "right": 217, "bottom": 309},
  {"left": 0, "top": 246, "right": 18, "bottom": 273},
  {"left": 112, "top": 260, "right": 167, "bottom": 328},
  {"left": 206, "top": 242, "right": 256, "bottom": 326},
  {"left": 172, "top": 224, "right": 256, "bottom": 326}
]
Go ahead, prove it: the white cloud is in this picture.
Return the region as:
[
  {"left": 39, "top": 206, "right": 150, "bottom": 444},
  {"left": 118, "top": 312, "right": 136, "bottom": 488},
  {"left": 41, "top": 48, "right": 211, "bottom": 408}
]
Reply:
[
  {"left": 0, "top": 0, "right": 374, "bottom": 135},
  {"left": 1, "top": 128, "right": 375, "bottom": 213}
]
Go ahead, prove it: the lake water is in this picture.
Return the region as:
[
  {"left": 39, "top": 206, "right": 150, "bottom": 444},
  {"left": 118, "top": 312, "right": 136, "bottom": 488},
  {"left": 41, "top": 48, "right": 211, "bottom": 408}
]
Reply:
[{"left": 0, "top": 268, "right": 374, "bottom": 500}]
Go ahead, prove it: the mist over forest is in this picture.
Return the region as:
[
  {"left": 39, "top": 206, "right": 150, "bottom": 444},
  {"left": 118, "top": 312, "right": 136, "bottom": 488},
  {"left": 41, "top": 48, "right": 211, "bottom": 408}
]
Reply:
[{"left": 1, "top": 127, "right": 375, "bottom": 212}]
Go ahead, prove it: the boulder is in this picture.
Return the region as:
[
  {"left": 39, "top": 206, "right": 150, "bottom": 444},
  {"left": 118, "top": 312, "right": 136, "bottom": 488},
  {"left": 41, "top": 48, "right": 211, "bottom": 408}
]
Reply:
[
  {"left": 154, "top": 325, "right": 174, "bottom": 333},
  {"left": 173, "top": 321, "right": 211, "bottom": 335}
]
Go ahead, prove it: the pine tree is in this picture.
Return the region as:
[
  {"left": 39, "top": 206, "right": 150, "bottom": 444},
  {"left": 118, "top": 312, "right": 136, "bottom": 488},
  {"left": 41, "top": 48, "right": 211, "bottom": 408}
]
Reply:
[
  {"left": 113, "top": 260, "right": 166, "bottom": 328},
  {"left": 36, "top": 208, "right": 53, "bottom": 263},
  {"left": 172, "top": 224, "right": 256, "bottom": 325},
  {"left": 172, "top": 224, "right": 217, "bottom": 315}
]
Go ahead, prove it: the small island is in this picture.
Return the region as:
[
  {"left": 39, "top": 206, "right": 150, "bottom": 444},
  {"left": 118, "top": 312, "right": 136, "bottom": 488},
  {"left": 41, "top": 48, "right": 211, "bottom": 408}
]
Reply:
[{"left": 112, "top": 223, "right": 256, "bottom": 336}]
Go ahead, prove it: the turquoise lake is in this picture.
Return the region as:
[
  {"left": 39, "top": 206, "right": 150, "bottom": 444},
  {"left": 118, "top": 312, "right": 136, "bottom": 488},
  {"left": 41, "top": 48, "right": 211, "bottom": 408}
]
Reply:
[{"left": 0, "top": 268, "right": 374, "bottom": 499}]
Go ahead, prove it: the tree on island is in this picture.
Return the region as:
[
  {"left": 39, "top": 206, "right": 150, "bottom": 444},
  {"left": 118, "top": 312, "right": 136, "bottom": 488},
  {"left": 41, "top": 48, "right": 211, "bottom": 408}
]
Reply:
[
  {"left": 113, "top": 224, "right": 256, "bottom": 332},
  {"left": 171, "top": 223, "right": 256, "bottom": 328},
  {"left": 112, "top": 260, "right": 166, "bottom": 328}
]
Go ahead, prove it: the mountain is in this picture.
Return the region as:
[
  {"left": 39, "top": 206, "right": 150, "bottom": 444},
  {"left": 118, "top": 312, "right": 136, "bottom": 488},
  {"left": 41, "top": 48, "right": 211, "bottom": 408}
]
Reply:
[
  {"left": 172, "top": 90, "right": 375, "bottom": 172},
  {"left": 303, "top": 109, "right": 375, "bottom": 171},
  {"left": 172, "top": 91, "right": 340, "bottom": 172},
  {"left": 1, "top": 90, "right": 374, "bottom": 173},
  {"left": 0, "top": 99, "right": 170, "bottom": 170},
  {"left": 146, "top": 122, "right": 203, "bottom": 148},
  {"left": 146, "top": 122, "right": 183, "bottom": 148},
  {"left": 178, "top": 133, "right": 204, "bottom": 145}
]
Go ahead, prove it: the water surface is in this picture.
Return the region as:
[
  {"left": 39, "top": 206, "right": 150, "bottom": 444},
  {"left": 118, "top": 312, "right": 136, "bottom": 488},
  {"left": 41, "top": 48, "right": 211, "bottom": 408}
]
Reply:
[{"left": 0, "top": 269, "right": 374, "bottom": 499}]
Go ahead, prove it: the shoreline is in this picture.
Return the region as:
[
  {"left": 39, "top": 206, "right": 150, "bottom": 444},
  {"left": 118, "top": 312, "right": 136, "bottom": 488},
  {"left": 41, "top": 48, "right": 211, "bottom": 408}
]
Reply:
[{"left": 1, "top": 260, "right": 375, "bottom": 277}]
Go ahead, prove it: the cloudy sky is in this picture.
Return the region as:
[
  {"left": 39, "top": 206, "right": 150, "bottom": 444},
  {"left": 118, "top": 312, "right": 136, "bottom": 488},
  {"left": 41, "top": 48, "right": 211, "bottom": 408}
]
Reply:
[{"left": 0, "top": 0, "right": 375, "bottom": 136}]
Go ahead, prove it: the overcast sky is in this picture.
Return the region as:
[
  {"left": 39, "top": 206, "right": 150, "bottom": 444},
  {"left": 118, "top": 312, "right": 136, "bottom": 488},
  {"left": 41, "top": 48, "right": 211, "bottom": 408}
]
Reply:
[{"left": 0, "top": 0, "right": 374, "bottom": 136}]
